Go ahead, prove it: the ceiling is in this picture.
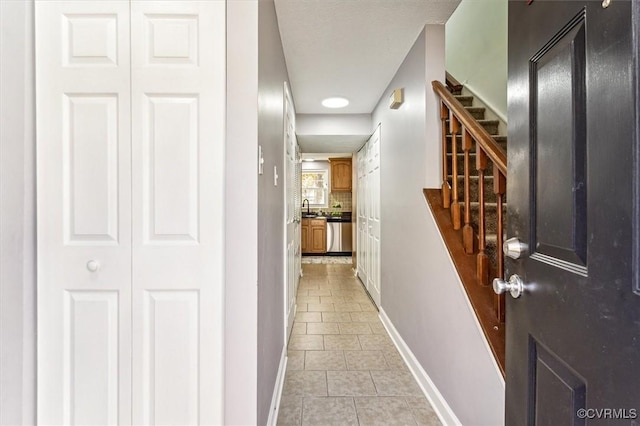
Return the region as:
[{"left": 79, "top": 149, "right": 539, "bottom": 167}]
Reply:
[
  {"left": 274, "top": 0, "right": 460, "bottom": 115},
  {"left": 297, "top": 135, "right": 369, "bottom": 153}
]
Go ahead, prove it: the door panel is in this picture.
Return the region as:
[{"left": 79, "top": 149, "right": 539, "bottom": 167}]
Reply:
[
  {"left": 64, "top": 291, "right": 120, "bottom": 425},
  {"left": 142, "top": 291, "right": 200, "bottom": 425},
  {"left": 63, "top": 94, "right": 120, "bottom": 244},
  {"left": 36, "top": 2, "right": 132, "bottom": 424},
  {"left": 507, "top": 1, "right": 638, "bottom": 424},
  {"left": 530, "top": 11, "right": 587, "bottom": 269},
  {"left": 131, "top": 1, "right": 225, "bottom": 424}
]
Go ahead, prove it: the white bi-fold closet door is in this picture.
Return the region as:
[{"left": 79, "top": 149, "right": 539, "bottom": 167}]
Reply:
[
  {"left": 36, "top": 1, "right": 224, "bottom": 424},
  {"left": 356, "top": 126, "right": 380, "bottom": 307}
]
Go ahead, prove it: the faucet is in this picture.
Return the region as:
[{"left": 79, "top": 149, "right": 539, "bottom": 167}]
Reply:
[{"left": 302, "top": 199, "right": 310, "bottom": 215}]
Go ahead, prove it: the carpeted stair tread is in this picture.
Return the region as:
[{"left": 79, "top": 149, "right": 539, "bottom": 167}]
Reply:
[
  {"left": 447, "top": 153, "right": 502, "bottom": 177},
  {"left": 448, "top": 174, "right": 505, "bottom": 203},
  {"left": 465, "top": 107, "right": 486, "bottom": 120},
  {"left": 454, "top": 95, "right": 473, "bottom": 106},
  {"left": 446, "top": 136, "right": 508, "bottom": 152},
  {"left": 445, "top": 119, "right": 500, "bottom": 136}
]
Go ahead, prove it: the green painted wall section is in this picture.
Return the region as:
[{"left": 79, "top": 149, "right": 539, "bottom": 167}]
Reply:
[{"left": 446, "top": 0, "right": 507, "bottom": 121}]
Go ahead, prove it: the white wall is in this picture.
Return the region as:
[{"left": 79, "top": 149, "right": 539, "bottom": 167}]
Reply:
[
  {"left": 0, "top": 2, "right": 37, "bottom": 424},
  {"left": 373, "top": 25, "right": 505, "bottom": 425},
  {"left": 445, "top": 0, "right": 507, "bottom": 120},
  {"left": 225, "top": 2, "right": 259, "bottom": 425}
]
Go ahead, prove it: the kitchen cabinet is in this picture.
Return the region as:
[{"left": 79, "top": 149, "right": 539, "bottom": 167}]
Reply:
[
  {"left": 329, "top": 158, "right": 352, "bottom": 192},
  {"left": 302, "top": 218, "right": 326, "bottom": 254}
]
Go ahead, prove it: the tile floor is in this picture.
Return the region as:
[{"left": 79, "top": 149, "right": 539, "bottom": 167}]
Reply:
[
  {"left": 277, "top": 264, "right": 441, "bottom": 426},
  {"left": 301, "top": 256, "right": 353, "bottom": 265}
]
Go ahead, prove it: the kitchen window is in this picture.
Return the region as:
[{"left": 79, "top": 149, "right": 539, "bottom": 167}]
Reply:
[{"left": 302, "top": 170, "right": 328, "bottom": 207}]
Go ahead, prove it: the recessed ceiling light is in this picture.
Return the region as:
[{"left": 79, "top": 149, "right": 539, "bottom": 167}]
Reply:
[{"left": 321, "top": 97, "right": 349, "bottom": 109}]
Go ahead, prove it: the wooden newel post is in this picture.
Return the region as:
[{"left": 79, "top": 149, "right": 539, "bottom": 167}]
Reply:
[
  {"left": 462, "top": 130, "right": 474, "bottom": 254},
  {"left": 449, "top": 115, "right": 461, "bottom": 230},
  {"left": 494, "top": 169, "right": 506, "bottom": 322},
  {"left": 441, "top": 102, "right": 451, "bottom": 208},
  {"left": 476, "top": 148, "right": 490, "bottom": 285}
]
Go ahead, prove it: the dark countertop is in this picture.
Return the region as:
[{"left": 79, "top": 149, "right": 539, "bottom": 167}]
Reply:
[
  {"left": 327, "top": 216, "right": 352, "bottom": 223},
  {"left": 302, "top": 212, "right": 352, "bottom": 222}
]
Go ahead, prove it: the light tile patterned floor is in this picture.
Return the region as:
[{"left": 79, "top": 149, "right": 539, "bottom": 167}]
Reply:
[
  {"left": 277, "top": 264, "right": 441, "bottom": 426},
  {"left": 301, "top": 256, "right": 353, "bottom": 264}
]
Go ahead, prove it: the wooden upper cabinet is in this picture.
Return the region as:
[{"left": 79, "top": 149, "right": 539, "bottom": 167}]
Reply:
[{"left": 330, "top": 158, "right": 352, "bottom": 192}]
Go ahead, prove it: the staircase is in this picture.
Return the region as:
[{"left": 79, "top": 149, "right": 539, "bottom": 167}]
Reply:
[
  {"left": 446, "top": 85, "right": 507, "bottom": 269},
  {"left": 425, "top": 77, "right": 509, "bottom": 375}
]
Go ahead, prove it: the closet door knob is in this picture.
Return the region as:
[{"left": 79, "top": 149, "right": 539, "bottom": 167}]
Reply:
[{"left": 86, "top": 260, "right": 100, "bottom": 272}]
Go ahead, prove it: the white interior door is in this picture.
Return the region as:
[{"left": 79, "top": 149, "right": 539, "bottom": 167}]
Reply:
[
  {"left": 284, "top": 82, "right": 298, "bottom": 340},
  {"left": 356, "top": 127, "right": 381, "bottom": 307},
  {"left": 36, "top": 2, "right": 132, "bottom": 424},
  {"left": 130, "top": 2, "right": 225, "bottom": 424},
  {"left": 367, "top": 127, "right": 381, "bottom": 306}
]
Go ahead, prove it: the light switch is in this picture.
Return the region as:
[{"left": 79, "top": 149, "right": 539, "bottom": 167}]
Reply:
[
  {"left": 258, "top": 145, "right": 264, "bottom": 175},
  {"left": 274, "top": 165, "right": 279, "bottom": 186}
]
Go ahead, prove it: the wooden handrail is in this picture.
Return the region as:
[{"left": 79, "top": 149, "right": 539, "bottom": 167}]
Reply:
[{"left": 432, "top": 80, "right": 507, "bottom": 176}]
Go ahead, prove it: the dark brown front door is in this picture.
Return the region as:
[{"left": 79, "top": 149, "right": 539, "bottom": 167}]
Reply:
[{"left": 507, "top": 0, "right": 639, "bottom": 424}]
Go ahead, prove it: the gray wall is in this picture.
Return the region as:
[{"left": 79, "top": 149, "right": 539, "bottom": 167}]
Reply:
[
  {"left": 446, "top": 0, "right": 508, "bottom": 120},
  {"left": 373, "top": 26, "right": 505, "bottom": 425},
  {"left": 0, "top": 1, "right": 37, "bottom": 425},
  {"left": 257, "top": 0, "right": 289, "bottom": 424}
]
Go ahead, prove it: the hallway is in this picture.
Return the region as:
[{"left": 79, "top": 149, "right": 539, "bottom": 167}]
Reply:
[{"left": 277, "top": 264, "right": 441, "bottom": 425}]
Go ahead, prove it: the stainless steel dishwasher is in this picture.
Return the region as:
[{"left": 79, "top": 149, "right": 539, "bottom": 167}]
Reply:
[
  {"left": 327, "top": 222, "right": 341, "bottom": 253},
  {"left": 327, "top": 220, "right": 352, "bottom": 254}
]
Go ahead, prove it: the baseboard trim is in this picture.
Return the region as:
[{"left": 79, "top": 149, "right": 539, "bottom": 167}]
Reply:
[
  {"left": 266, "top": 346, "right": 288, "bottom": 426},
  {"left": 379, "top": 309, "right": 461, "bottom": 426}
]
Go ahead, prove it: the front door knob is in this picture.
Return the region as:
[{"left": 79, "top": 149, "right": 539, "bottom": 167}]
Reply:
[
  {"left": 493, "top": 274, "right": 524, "bottom": 299},
  {"left": 503, "top": 237, "right": 528, "bottom": 259}
]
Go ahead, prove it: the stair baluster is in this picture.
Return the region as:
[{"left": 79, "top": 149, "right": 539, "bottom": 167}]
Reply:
[
  {"left": 476, "top": 148, "right": 490, "bottom": 285},
  {"left": 494, "top": 169, "right": 506, "bottom": 321},
  {"left": 449, "top": 115, "right": 461, "bottom": 230},
  {"left": 462, "top": 129, "right": 474, "bottom": 254},
  {"left": 441, "top": 103, "right": 451, "bottom": 208}
]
